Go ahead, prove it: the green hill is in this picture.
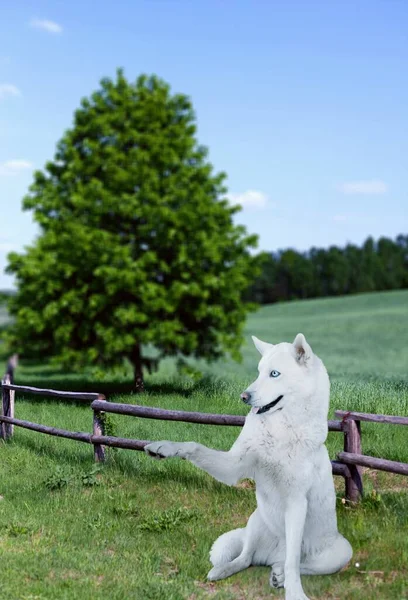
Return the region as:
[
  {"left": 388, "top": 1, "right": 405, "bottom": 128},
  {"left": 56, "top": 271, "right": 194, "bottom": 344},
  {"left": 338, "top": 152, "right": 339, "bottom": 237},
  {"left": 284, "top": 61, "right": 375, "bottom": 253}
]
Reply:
[{"left": 200, "top": 289, "right": 408, "bottom": 383}]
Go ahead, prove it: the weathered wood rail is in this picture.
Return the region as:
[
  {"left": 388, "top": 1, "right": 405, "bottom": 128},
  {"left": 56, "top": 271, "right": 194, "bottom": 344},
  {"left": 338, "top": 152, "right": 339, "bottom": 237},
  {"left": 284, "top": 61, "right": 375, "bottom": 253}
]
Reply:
[
  {"left": 337, "top": 452, "right": 408, "bottom": 477},
  {"left": 1, "top": 382, "right": 100, "bottom": 402},
  {"left": 1, "top": 376, "right": 407, "bottom": 502},
  {"left": 335, "top": 410, "right": 408, "bottom": 427},
  {"left": 89, "top": 399, "right": 342, "bottom": 431}
]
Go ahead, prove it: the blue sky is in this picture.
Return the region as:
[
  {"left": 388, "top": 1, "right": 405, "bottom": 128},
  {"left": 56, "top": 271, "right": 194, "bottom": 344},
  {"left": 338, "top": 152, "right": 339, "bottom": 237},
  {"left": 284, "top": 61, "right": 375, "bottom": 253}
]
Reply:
[{"left": 1, "top": 0, "right": 407, "bottom": 288}]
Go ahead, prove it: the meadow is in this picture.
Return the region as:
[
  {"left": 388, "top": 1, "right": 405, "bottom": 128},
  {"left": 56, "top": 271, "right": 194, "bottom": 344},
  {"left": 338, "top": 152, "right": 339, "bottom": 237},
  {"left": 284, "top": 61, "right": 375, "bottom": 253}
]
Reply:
[{"left": 0, "top": 290, "right": 407, "bottom": 599}]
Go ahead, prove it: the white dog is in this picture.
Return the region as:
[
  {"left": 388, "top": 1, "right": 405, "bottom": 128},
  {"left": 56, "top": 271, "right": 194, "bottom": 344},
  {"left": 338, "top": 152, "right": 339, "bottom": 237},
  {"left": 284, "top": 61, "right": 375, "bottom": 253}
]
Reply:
[{"left": 145, "top": 334, "right": 352, "bottom": 600}]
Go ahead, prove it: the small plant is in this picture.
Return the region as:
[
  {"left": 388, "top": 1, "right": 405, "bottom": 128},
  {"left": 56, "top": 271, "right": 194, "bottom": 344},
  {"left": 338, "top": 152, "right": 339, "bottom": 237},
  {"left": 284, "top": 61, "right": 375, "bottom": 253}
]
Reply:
[
  {"left": 362, "top": 489, "right": 383, "bottom": 509},
  {"left": 100, "top": 413, "right": 117, "bottom": 438},
  {"left": 81, "top": 465, "right": 102, "bottom": 487},
  {"left": 112, "top": 502, "right": 139, "bottom": 518},
  {"left": 99, "top": 413, "right": 118, "bottom": 458},
  {"left": 138, "top": 507, "right": 197, "bottom": 533},
  {"left": 88, "top": 512, "right": 104, "bottom": 530},
  {"left": 44, "top": 466, "right": 72, "bottom": 491},
  {"left": 5, "top": 523, "right": 32, "bottom": 537}
]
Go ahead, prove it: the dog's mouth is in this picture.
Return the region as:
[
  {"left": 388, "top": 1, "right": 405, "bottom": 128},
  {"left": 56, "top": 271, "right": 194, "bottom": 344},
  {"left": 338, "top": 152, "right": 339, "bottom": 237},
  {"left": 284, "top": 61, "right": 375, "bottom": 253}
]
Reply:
[{"left": 251, "top": 395, "right": 284, "bottom": 415}]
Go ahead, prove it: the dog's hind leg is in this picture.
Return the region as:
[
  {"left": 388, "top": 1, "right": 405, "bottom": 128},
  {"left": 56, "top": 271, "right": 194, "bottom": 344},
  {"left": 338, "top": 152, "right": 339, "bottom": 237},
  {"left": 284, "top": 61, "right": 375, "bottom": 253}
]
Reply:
[
  {"left": 270, "top": 534, "right": 352, "bottom": 589},
  {"left": 208, "top": 509, "right": 279, "bottom": 581},
  {"left": 300, "top": 534, "right": 352, "bottom": 575},
  {"left": 208, "top": 511, "right": 257, "bottom": 581},
  {"left": 207, "top": 551, "right": 252, "bottom": 581},
  {"left": 210, "top": 528, "right": 245, "bottom": 567}
]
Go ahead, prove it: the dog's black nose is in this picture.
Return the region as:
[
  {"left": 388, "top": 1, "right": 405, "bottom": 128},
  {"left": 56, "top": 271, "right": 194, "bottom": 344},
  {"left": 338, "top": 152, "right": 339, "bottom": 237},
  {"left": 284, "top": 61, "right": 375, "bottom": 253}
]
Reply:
[{"left": 241, "top": 391, "right": 251, "bottom": 403}]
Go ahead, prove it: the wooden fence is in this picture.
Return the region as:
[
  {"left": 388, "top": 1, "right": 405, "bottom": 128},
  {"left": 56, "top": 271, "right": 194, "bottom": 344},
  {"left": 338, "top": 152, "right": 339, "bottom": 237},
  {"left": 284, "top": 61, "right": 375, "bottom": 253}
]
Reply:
[{"left": 1, "top": 374, "right": 407, "bottom": 502}]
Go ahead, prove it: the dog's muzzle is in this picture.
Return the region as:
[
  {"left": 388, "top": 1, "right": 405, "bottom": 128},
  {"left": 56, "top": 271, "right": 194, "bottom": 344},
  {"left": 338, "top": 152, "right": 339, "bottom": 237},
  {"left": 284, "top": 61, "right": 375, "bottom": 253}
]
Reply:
[
  {"left": 240, "top": 391, "right": 252, "bottom": 404},
  {"left": 252, "top": 395, "right": 284, "bottom": 414}
]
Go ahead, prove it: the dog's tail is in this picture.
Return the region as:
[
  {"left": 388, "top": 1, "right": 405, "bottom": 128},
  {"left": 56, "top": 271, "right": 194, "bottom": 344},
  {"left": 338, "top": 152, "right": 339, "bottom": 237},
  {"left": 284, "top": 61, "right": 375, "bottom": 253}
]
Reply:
[{"left": 209, "top": 528, "right": 245, "bottom": 567}]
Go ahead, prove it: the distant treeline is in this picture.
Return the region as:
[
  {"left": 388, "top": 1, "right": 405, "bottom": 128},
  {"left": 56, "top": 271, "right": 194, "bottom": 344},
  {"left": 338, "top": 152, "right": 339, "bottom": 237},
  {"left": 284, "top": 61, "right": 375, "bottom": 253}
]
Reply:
[
  {"left": 246, "top": 234, "right": 408, "bottom": 304},
  {"left": 2, "top": 236, "right": 408, "bottom": 309}
]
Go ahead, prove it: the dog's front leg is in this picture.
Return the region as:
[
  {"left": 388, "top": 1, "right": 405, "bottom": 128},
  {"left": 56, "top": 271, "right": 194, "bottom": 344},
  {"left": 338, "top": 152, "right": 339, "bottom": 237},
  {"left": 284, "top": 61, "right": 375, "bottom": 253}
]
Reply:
[
  {"left": 283, "top": 495, "right": 309, "bottom": 600},
  {"left": 144, "top": 440, "right": 250, "bottom": 486}
]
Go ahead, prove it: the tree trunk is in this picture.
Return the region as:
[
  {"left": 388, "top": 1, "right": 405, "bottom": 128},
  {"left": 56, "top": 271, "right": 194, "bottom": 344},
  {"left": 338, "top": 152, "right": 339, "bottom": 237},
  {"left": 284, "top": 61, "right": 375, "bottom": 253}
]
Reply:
[{"left": 131, "top": 343, "right": 144, "bottom": 393}]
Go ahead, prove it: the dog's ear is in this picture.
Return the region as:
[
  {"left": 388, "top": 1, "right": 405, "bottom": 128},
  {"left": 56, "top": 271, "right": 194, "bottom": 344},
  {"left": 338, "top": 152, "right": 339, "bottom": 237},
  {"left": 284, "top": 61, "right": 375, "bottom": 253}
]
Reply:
[
  {"left": 293, "top": 333, "right": 313, "bottom": 365},
  {"left": 251, "top": 336, "right": 274, "bottom": 356}
]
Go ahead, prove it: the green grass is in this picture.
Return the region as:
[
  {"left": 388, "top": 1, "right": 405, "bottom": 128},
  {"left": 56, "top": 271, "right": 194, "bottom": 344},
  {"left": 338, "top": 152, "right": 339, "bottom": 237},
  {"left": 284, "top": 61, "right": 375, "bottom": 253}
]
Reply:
[
  {"left": 0, "top": 290, "right": 407, "bottom": 599},
  {"left": 210, "top": 288, "right": 408, "bottom": 382}
]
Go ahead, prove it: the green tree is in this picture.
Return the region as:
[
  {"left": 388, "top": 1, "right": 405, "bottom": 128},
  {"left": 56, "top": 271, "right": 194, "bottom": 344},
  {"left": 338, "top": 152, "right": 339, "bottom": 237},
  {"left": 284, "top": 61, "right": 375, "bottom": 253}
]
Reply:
[
  {"left": 244, "top": 252, "right": 278, "bottom": 304},
  {"left": 396, "top": 235, "right": 408, "bottom": 287},
  {"left": 275, "top": 250, "right": 314, "bottom": 300},
  {"left": 6, "top": 71, "right": 260, "bottom": 391},
  {"left": 376, "top": 236, "right": 406, "bottom": 289},
  {"left": 323, "top": 246, "right": 350, "bottom": 296}
]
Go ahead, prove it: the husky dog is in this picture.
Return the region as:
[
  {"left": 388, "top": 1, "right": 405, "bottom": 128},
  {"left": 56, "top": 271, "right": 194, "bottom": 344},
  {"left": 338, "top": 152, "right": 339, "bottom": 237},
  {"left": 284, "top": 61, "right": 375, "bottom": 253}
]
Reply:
[{"left": 145, "top": 334, "right": 352, "bottom": 600}]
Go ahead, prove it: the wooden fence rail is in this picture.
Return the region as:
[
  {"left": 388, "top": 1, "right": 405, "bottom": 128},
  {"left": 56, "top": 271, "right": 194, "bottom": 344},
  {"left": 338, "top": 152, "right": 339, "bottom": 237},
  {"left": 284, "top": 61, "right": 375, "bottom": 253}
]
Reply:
[
  {"left": 337, "top": 451, "right": 408, "bottom": 477},
  {"left": 0, "top": 414, "right": 93, "bottom": 443},
  {"left": 1, "top": 377, "right": 408, "bottom": 502},
  {"left": 90, "top": 399, "right": 246, "bottom": 427},
  {"left": 2, "top": 382, "right": 100, "bottom": 402},
  {"left": 90, "top": 398, "right": 343, "bottom": 430},
  {"left": 335, "top": 410, "right": 408, "bottom": 426}
]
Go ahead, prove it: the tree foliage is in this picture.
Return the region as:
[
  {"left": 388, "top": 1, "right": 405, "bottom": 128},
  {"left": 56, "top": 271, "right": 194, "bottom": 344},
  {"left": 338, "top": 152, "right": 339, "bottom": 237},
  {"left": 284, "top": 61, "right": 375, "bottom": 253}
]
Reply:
[
  {"left": 6, "top": 71, "right": 260, "bottom": 389},
  {"left": 246, "top": 234, "right": 408, "bottom": 304}
]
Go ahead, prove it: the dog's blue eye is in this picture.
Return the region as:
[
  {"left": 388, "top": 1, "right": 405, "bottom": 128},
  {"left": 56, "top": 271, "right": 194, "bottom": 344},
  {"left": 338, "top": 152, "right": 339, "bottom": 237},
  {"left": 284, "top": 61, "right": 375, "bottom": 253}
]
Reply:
[{"left": 270, "top": 370, "right": 280, "bottom": 378}]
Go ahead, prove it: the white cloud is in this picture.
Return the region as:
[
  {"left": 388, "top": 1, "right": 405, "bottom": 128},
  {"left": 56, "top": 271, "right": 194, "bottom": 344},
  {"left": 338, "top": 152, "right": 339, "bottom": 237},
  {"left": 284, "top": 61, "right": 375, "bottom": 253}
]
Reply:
[
  {"left": 227, "top": 189, "right": 269, "bottom": 209},
  {"left": 30, "top": 18, "right": 63, "bottom": 34},
  {"left": 333, "top": 215, "right": 347, "bottom": 223},
  {"left": 339, "top": 180, "right": 387, "bottom": 195},
  {"left": 0, "top": 160, "right": 34, "bottom": 176},
  {"left": 0, "top": 83, "right": 21, "bottom": 99}
]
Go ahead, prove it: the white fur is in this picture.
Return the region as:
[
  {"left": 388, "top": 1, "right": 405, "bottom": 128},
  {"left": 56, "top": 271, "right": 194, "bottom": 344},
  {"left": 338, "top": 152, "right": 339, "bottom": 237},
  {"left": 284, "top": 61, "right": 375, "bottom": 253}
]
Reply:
[{"left": 145, "top": 334, "right": 352, "bottom": 600}]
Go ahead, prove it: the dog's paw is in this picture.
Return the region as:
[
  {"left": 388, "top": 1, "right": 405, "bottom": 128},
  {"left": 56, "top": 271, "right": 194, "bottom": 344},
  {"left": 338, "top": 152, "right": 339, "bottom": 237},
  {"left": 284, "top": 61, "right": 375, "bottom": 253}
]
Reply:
[
  {"left": 270, "top": 563, "right": 284, "bottom": 588},
  {"left": 207, "top": 565, "right": 227, "bottom": 581},
  {"left": 285, "top": 587, "right": 310, "bottom": 600},
  {"left": 144, "top": 441, "right": 180, "bottom": 459}
]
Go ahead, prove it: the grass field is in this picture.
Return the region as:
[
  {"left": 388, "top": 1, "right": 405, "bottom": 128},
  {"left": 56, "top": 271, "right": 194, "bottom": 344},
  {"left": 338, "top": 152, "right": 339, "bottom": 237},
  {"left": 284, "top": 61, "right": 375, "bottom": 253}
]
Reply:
[{"left": 0, "top": 290, "right": 407, "bottom": 599}]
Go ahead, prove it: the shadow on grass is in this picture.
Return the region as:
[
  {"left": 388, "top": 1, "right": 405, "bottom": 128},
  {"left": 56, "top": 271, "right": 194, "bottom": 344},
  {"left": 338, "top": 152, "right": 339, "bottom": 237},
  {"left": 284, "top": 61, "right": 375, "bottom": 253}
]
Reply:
[
  {"left": 12, "top": 374, "right": 216, "bottom": 403},
  {"left": 7, "top": 434, "right": 236, "bottom": 495},
  {"left": 6, "top": 435, "right": 96, "bottom": 468},
  {"left": 145, "top": 375, "right": 216, "bottom": 397},
  {"left": 15, "top": 377, "right": 136, "bottom": 399}
]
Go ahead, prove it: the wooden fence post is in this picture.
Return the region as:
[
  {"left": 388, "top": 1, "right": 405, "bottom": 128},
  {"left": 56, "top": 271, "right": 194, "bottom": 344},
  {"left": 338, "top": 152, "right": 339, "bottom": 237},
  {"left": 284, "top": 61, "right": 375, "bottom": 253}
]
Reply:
[
  {"left": 9, "top": 387, "right": 15, "bottom": 438},
  {"left": 1, "top": 374, "right": 14, "bottom": 440},
  {"left": 92, "top": 394, "right": 106, "bottom": 462},
  {"left": 343, "top": 418, "right": 363, "bottom": 502},
  {"left": 6, "top": 354, "right": 18, "bottom": 384}
]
